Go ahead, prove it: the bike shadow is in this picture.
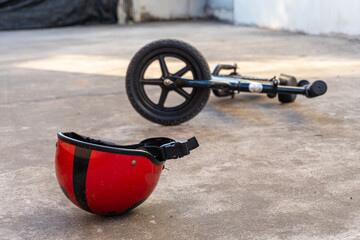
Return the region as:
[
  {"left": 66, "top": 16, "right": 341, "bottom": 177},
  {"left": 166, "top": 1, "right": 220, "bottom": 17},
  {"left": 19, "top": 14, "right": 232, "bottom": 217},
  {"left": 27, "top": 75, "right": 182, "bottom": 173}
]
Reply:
[{"left": 206, "top": 93, "right": 341, "bottom": 135}]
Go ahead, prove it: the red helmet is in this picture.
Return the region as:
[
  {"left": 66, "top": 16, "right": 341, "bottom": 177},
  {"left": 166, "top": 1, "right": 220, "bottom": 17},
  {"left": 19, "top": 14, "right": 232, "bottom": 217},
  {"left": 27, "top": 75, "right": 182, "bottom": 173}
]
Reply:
[{"left": 55, "top": 132, "right": 198, "bottom": 215}]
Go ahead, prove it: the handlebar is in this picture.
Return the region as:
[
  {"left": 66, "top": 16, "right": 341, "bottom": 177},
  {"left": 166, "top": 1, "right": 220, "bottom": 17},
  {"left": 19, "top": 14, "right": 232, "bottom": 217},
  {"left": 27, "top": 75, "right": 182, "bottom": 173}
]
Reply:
[{"left": 304, "top": 80, "right": 327, "bottom": 98}]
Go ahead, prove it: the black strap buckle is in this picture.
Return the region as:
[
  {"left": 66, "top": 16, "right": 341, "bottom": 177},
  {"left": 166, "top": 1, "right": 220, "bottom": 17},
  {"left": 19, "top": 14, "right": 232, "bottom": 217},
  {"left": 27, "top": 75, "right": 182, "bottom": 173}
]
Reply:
[{"left": 161, "top": 137, "right": 199, "bottom": 160}]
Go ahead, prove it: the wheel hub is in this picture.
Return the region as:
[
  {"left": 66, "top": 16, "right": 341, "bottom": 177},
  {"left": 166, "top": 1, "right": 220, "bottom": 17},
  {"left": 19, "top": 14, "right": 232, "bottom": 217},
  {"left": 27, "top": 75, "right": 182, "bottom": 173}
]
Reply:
[{"left": 163, "top": 78, "right": 173, "bottom": 86}]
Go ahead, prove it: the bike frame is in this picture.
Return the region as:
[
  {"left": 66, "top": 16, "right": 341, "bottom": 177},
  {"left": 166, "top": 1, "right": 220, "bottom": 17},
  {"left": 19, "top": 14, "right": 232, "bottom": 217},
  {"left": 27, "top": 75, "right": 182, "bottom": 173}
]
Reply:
[{"left": 169, "top": 64, "right": 327, "bottom": 98}]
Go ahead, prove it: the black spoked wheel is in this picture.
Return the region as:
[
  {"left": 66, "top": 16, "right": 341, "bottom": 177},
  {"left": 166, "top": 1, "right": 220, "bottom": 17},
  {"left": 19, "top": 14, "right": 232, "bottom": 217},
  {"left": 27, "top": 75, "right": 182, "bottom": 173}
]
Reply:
[{"left": 126, "top": 39, "right": 211, "bottom": 125}]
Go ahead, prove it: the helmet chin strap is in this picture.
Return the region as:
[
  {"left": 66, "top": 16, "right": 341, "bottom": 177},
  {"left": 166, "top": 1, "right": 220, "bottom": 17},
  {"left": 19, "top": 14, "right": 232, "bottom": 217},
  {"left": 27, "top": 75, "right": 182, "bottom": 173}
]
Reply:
[
  {"left": 139, "top": 137, "right": 199, "bottom": 161},
  {"left": 64, "top": 132, "right": 199, "bottom": 162},
  {"left": 160, "top": 137, "right": 199, "bottom": 160}
]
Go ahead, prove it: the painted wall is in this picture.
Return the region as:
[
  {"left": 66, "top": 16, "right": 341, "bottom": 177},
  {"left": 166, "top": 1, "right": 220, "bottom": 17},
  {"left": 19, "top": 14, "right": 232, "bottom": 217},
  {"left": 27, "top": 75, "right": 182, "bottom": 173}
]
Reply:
[
  {"left": 206, "top": 0, "right": 233, "bottom": 22},
  {"left": 132, "top": 0, "right": 207, "bottom": 22},
  {"left": 234, "top": 0, "right": 360, "bottom": 36},
  {"left": 119, "top": 0, "right": 233, "bottom": 23},
  {"left": 118, "top": 0, "right": 360, "bottom": 36}
]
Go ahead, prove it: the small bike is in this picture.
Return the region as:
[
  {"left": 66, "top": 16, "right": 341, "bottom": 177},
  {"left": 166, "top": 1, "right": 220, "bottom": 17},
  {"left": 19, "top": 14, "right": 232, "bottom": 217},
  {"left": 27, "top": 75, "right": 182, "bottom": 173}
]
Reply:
[{"left": 126, "top": 39, "right": 327, "bottom": 125}]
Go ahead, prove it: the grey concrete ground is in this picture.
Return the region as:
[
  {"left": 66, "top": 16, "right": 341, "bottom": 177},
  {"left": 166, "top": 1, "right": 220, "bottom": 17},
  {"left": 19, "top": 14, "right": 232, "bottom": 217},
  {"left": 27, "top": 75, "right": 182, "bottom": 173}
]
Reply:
[{"left": 1, "top": 21, "right": 360, "bottom": 240}]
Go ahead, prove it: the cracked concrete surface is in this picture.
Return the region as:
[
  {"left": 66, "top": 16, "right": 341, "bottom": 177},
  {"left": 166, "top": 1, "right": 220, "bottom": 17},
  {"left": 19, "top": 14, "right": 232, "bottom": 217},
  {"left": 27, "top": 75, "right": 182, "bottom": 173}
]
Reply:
[{"left": 1, "top": 21, "right": 360, "bottom": 239}]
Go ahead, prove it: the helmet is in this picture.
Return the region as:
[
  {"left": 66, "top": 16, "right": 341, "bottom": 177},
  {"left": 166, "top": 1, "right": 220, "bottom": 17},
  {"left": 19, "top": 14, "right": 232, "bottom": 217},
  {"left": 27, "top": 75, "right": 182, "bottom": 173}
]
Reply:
[{"left": 55, "top": 132, "right": 199, "bottom": 215}]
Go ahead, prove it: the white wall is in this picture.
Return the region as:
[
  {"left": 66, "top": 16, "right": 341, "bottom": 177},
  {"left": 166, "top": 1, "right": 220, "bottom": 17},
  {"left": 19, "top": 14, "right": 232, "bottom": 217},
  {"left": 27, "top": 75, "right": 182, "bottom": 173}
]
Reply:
[
  {"left": 234, "top": 0, "right": 360, "bottom": 36},
  {"left": 132, "top": 0, "right": 207, "bottom": 22},
  {"left": 119, "top": 0, "right": 360, "bottom": 36},
  {"left": 130, "top": 0, "right": 233, "bottom": 23}
]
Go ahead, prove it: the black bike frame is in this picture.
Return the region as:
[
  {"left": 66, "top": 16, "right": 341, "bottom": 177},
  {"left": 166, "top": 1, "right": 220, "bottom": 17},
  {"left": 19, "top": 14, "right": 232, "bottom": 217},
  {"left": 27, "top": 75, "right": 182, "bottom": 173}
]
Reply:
[{"left": 169, "top": 64, "right": 327, "bottom": 98}]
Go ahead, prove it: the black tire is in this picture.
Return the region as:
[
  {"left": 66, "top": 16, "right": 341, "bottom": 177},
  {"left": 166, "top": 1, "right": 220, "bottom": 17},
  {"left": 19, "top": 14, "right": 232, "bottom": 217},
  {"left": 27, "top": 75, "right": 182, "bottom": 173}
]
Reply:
[
  {"left": 278, "top": 74, "right": 297, "bottom": 103},
  {"left": 126, "top": 39, "right": 211, "bottom": 125}
]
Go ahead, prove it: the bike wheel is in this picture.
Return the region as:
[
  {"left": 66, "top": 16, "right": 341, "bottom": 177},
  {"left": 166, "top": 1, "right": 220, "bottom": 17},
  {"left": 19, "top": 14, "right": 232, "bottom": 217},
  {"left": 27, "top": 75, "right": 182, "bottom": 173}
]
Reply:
[
  {"left": 126, "top": 39, "right": 211, "bottom": 125},
  {"left": 278, "top": 74, "right": 297, "bottom": 103}
]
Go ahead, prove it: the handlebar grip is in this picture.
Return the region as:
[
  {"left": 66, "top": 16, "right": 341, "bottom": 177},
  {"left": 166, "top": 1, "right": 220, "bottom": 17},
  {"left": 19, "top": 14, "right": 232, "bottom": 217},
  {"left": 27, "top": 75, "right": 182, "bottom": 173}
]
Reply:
[
  {"left": 305, "top": 80, "right": 327, "bottom": 98},
  {"left": 297, "top": 80, "right": 310, "bottom": 87}
]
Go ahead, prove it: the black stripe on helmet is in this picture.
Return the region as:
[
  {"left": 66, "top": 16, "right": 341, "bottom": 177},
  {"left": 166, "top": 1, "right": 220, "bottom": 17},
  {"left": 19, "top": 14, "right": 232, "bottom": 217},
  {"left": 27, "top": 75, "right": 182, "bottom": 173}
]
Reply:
[{"left": 73, "top": 146, "right": 92, "bottom": 213}]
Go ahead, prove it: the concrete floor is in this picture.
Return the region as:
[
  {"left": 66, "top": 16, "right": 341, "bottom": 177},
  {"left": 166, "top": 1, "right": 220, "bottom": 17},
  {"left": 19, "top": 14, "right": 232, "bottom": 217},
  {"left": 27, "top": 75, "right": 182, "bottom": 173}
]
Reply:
[{"left": 1, "top": 21, "right": 360, "bottom": 240}]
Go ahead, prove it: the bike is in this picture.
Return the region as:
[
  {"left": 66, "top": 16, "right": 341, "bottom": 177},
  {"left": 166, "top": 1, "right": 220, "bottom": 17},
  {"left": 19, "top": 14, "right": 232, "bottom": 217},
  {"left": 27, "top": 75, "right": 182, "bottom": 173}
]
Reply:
[{"left": 126, "top": 39, "right": 327, "bottom": 125}]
